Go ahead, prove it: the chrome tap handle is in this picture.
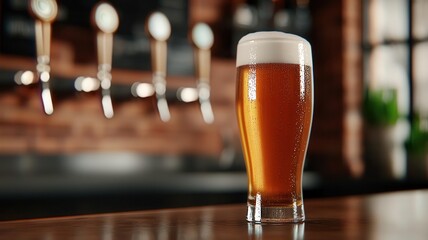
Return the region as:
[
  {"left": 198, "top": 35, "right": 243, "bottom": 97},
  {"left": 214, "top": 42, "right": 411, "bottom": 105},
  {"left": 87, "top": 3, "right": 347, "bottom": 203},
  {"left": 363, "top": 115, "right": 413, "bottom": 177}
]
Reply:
[
  {"left": 146, "top": 12, "right": 171, "bottom": 122},
  {"left": 29, "top": 0, "right": 58, "bottom": 115},
  {"left": 191, "top": 23, "right": 214, "bottom": 124},
  {"left": 92, "top": 2, "right": 119, "bottom": 119}
]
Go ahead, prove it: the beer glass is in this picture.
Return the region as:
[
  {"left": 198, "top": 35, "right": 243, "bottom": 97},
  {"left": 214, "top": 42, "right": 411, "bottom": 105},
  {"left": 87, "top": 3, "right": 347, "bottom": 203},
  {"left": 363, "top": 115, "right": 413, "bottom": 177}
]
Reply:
[{"left": 236, "top": 32, "right": 313, "bottom": 223}]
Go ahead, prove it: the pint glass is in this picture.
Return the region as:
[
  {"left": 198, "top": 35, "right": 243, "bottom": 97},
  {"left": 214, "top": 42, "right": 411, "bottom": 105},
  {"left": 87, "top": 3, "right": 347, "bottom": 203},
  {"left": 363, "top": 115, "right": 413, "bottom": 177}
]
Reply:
[{"left": 236, "top": 32, "right": 313, "bottom": 223}]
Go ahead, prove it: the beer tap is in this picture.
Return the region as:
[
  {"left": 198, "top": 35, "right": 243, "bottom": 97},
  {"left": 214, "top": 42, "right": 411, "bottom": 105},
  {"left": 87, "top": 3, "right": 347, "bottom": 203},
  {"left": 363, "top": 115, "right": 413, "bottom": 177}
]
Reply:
[
  {"left": 29, "top": 0, "right": 58, "bottom": 115},
  {"left": 191, "top": 23, "right": 215, "bottom": 124},
  {"left": 145, "top": 12, "right": 171, "bottom": 122},
  {"left": 91, "top": 2, "right": 119, "bottom": 119}
]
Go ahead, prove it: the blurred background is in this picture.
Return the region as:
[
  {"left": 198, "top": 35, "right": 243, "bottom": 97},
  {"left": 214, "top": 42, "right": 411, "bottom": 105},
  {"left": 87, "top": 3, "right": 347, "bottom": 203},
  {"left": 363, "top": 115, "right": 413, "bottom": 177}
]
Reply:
[{"left": 0, "top": 0, "right": 428, "bottom": 220}]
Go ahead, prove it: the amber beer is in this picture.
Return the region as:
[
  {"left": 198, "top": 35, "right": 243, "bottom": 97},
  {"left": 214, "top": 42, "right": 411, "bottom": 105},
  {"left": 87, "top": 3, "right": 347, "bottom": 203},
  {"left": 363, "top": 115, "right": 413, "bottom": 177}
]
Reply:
[{"left": 236, "top": 32, "right": 313, "bottom": 223}]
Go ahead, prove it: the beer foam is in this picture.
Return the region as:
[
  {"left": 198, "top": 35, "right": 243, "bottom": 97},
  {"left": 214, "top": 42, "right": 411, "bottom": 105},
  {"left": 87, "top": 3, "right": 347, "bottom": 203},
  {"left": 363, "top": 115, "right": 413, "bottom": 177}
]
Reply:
[{"left": 236, "top": 32, "right": 312, "bottom": 67}]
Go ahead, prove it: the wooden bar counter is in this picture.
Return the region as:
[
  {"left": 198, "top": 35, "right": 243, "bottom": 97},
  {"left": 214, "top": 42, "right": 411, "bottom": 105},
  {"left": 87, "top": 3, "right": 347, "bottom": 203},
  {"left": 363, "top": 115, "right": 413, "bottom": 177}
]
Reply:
[{"left": 1, "top": 190, "right": 427, "bottom": 239}]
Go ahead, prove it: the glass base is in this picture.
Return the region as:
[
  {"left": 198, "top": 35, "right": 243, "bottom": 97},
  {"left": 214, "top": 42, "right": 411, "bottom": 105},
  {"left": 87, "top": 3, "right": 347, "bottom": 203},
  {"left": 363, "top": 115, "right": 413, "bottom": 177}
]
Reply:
[{"left": 246, "top": 203, "right": 305, "bottom": 223}]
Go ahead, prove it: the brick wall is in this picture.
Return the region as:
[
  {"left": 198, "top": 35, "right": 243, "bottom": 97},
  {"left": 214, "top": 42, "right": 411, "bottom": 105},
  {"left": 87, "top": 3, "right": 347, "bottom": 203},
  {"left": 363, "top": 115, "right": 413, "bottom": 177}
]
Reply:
[
  {"left": 0, "top": 55, "right": 239, "bottom": 156},
  {"left": 308, "top": 0, "right": 363, "bottom": 178}
]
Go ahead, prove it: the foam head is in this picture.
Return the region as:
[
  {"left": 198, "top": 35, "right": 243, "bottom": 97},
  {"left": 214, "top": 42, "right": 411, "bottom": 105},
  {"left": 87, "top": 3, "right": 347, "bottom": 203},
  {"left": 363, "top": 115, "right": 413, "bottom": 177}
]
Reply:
[{"left": 236, "top": 32, "right": 312, "bottom": 67}]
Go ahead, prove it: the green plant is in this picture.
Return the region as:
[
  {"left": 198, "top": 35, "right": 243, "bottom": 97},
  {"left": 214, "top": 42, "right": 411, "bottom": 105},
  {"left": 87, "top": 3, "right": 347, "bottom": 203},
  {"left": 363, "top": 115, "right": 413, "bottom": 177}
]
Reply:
[
  {"left": 406, "top": 114, "right": 428, "bottom": 155},
  {"left": 363, "top": 88, "right": 400, "bottom": 126}
]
